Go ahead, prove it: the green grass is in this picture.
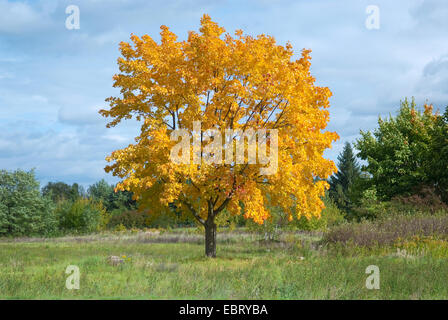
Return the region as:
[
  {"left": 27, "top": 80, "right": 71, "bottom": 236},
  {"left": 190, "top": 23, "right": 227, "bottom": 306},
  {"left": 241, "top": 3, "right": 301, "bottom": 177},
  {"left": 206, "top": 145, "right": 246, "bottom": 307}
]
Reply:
[{"left": 1, "top": 230, "right": 448, "bottom": 299}]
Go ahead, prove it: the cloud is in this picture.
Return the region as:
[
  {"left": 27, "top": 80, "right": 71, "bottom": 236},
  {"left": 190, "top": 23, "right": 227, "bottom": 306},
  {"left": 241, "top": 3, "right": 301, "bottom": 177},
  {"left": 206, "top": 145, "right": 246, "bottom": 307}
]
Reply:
[
  {"left": 0, "top": 72, "right": 14, "bottom": 80},
  {"left": 1, "top": 0, "right": 448, "bottom": 186},
  {"left": 0, "top": 0, "right": 52, "bottom": 34},
  {"left": 58, "top": 105, "right": 105, "bottom": 126},
  {"left": 31, "top": 95, "right": 48, "bottom": 104},
  {"left": 415, "top": 53, "right": 448, "bottom": 107},
  {"left": 0, "top": 120, "right": 133, "bottom": 187},
  {"left": 410, "top": 0, "right": 448, "bottom": 30}
]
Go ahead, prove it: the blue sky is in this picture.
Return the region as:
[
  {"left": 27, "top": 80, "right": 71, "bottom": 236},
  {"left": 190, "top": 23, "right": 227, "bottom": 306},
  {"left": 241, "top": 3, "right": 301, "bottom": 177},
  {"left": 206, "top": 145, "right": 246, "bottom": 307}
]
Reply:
[{"left": 0, "top": 0, "right": 447, "bottom": 188}]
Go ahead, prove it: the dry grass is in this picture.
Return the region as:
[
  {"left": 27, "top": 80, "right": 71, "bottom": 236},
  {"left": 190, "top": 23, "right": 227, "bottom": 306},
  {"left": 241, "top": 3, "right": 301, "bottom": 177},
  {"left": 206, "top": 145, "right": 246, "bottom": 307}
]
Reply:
[
  {"left": 1, "top": 227, "right": 448, "bottom": 299},
  {"left": 324, "top": 215, "right": 448, "bottom": 247}
]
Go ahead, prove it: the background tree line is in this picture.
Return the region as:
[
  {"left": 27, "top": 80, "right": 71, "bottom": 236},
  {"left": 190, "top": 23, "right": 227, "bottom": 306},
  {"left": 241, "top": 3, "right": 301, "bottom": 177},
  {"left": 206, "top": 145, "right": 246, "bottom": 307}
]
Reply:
[
  {"left": 0, "top": 172, "right": 197, "bottom": 237},
  {"left": 0, "top": 98, "right": 446, "bottom": 237}
]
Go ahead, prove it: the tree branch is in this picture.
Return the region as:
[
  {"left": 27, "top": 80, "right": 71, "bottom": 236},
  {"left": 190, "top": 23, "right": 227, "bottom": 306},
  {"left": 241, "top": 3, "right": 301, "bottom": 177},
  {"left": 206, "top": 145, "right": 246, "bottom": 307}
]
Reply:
[{"left": 181, "top": 200, "right": 205, "bottom": 226}]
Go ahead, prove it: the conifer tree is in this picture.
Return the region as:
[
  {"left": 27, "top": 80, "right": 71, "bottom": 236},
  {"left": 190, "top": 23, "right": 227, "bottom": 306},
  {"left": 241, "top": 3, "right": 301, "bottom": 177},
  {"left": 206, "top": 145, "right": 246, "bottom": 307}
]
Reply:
[{"left": 329, "top": 142, "right": 361, "bottom": 210}]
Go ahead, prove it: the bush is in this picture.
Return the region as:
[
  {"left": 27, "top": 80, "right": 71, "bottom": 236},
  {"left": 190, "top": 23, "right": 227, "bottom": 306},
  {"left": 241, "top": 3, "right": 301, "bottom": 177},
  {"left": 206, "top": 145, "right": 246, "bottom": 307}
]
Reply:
[
  {"left": 246, "top": 206, "right": 288, "bottom": 240},
  {"left": 295, "top": 197, "right": 345, "bottom": 231},
  {"left": 348, "top": 187, "right": 387, "bottom": 221},
  {"left": 245, "top": 196, "right": 345, "bottom": 237},
  {"left": 349, "top": 185, "right": 448, "bottom": 222},
  {"left": 214, "top": 208, "right": 246, "bottom": 231},
  {"left": 324, "top": 213, "right": 448, "bottom": 247},
  {"left": 110, "top": 208, "right": 196, "bottom": 229},
  {"left": 108, "top": 209, "right": 149, "bottom": 229},
  {"left": 0, "top": 169, "right": 57, "bottom": 237},
  {"left": 56, "top": 198, "right": 109, "bottom": 234},
  {"left": 392, "top": 186, "right": 448, "bottom": 214}
]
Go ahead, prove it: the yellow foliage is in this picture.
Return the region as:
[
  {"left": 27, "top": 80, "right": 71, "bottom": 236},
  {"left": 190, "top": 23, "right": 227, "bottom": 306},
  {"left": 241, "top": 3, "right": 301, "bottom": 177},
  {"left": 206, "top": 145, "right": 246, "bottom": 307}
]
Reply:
[{"left": 100, "top": 15, "right": 339, "bottom": 225}]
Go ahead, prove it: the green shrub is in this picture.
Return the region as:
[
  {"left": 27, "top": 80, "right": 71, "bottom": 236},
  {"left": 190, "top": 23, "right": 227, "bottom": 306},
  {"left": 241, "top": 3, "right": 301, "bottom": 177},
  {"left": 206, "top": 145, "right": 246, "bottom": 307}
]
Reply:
[
  {"left": 108, "top": 209, "right": 149, "bottom": 229},
  {"left": 56, "top": 198, "right": 108, "bottom": 234},
  {"left": 246, "top": 206, "right": 288, "bottom": 240},
  {"left": 245, "top": 196, "right": 345, "bottom": 236},
  {"left": 349, "top": 186, "right": 447, "bottom": 222},
  {"left": 348, "top": 187, "right": 387, "bottom": 221},
  {"left": 215, "top": 209, "right": 246, "bottom": 231},
  {"left": 294, "top": 196, "right": 345, "bottom": 231}
]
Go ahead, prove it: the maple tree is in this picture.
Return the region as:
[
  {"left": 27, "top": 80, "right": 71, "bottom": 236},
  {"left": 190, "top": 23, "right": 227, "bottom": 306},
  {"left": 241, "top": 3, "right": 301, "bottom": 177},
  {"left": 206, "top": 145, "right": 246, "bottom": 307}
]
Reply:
[{"left": 100, "top": 15, "right": 338, "bottom": 257}]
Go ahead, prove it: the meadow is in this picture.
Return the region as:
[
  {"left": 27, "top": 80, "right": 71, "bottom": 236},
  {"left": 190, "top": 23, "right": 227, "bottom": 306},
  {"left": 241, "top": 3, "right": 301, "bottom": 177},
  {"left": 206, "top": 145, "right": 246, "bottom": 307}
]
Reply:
[{"left": 2, "top": 227, "right": 448, "bottom": 300}]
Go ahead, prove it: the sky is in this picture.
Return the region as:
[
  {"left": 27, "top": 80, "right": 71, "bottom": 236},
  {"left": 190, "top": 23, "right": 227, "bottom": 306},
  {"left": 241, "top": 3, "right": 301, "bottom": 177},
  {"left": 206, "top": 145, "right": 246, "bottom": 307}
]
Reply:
[{"left": 0, "top": 0, "right": 447, "bottom": 188}]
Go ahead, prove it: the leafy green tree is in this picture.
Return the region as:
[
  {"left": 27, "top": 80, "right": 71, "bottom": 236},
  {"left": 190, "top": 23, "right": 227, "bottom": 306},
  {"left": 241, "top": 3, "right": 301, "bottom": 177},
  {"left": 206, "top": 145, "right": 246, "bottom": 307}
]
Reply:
[
  {"left": 42, "top": 182, "right": 83, "bottom": 202},
  {"left": 87, "top": 179, "right": 136, "bottom": 212},
  {"left": 355, "top": 98, "right": 441, "bottom": 200},
  {"left": 427, "top": 106, "right": 448, "bottom": 202},
  {"left": 87, "top": 179, "right": 112, "bottom": 200},
  {"left": 0, "top": 169, "right": 57, "bottom": 236},
  {"left": 329, "top": 142, "right": 361, "bottom": 210}
]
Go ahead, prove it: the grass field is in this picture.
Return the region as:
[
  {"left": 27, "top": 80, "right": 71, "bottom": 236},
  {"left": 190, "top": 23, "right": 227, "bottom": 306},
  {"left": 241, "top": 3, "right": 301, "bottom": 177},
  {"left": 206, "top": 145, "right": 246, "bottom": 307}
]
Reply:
[{"left": 1, "top": 228, "right": 448, "bottom": 299}]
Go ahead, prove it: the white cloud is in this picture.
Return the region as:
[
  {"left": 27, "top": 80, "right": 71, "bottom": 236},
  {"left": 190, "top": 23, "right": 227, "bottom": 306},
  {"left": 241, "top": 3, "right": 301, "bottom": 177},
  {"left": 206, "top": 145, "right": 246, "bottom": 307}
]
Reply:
[
  {"left": 1, "top": 0, "right": 447, "bottom": 186},
  {"left": 0, "top": 72, "right": 13, "bottom": 80},
  {"left": 415, "top": 53, "right": 448, "bottom": 106},
  {"left": 31, "top": 95, "right": 48, "bottom": 104},
  {"left": 0, "top": 0, "right": 50, "bottom": 33},
  {"left": 58, "top": 105, "right": 105, "bottom": 126}
]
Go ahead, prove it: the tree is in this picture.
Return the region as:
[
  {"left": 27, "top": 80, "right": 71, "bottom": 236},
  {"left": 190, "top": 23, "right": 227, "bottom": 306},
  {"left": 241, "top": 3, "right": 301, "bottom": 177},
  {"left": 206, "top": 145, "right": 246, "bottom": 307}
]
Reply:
[
  {"left": 0, "top": 169, "right": 56, "bottom": 236},
  {"left": 329, "top": 142, "right": 361, "bottom": 210},
  {"left": 427, "top": 106, "right": 448, "bottom": 202},
  {"left": 87, "top": 179, "right": 136, "bottom": 212},
  {"left": 56, "top": 198, "right": 108, "bottom": 234},
  {"left": 88, "top": 179, "right": 112, "bottom": 200},
  {"left": 355, "top": 98, "right": 440, "bottom": 200},
  {"left": 42, "top": 182, "right": 82, "bottom": 202},
  {"left": 100, "top": 15, "right": 339, "bottom": 257}
]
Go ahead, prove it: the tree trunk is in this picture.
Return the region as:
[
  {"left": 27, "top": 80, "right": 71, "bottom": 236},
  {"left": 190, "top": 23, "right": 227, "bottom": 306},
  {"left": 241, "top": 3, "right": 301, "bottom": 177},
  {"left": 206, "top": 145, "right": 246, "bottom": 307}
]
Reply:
[{"left": 204, "top": 219, "right": 217, "bottom": 258}]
